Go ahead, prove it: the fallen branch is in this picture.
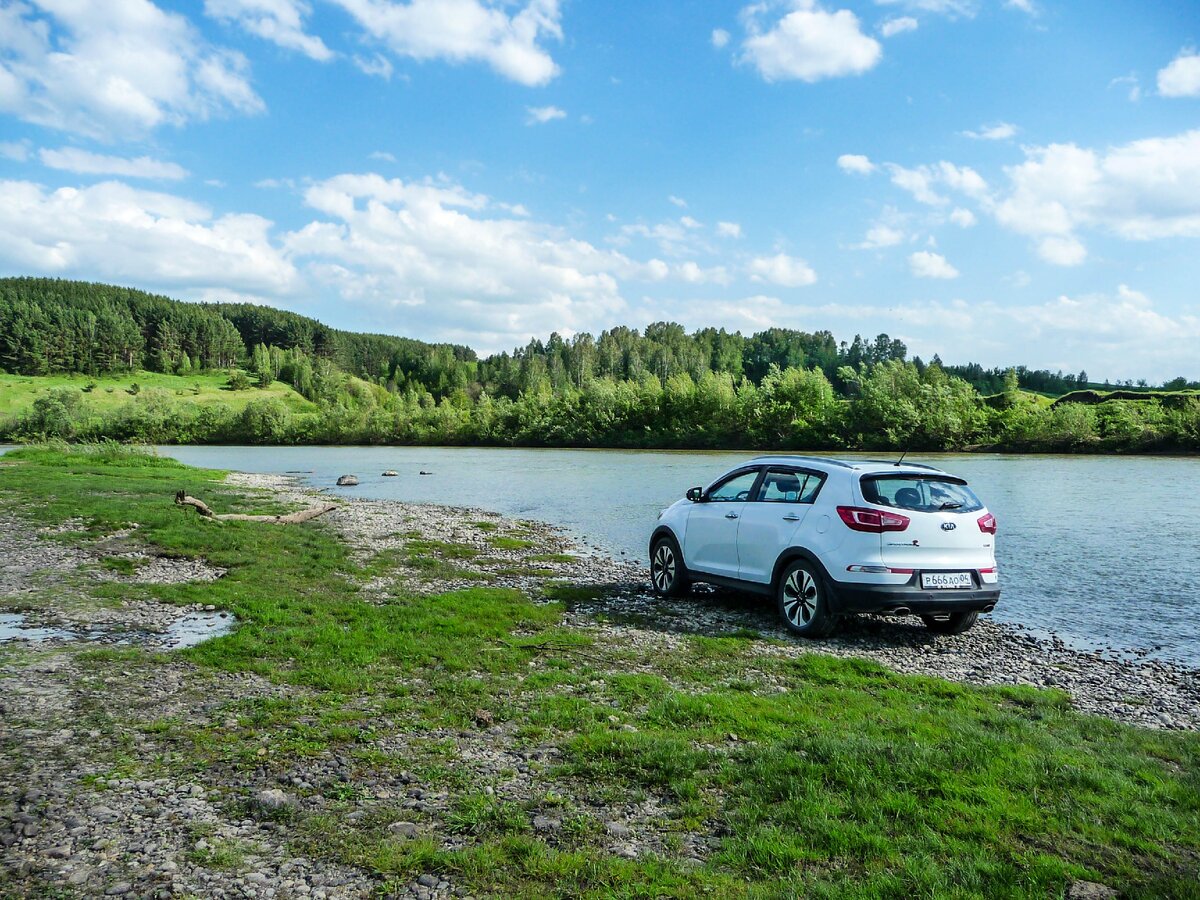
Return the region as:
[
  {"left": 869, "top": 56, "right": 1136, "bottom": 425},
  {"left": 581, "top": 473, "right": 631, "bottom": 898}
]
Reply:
[{"left": 174, "top": 490, "right": 336, "bottom": 524}]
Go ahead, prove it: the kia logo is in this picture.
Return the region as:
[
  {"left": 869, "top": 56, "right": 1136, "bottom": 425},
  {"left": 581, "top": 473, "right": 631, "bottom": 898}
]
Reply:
[{"left": 941, "top": 522, "right": 957, "bottom": 531}]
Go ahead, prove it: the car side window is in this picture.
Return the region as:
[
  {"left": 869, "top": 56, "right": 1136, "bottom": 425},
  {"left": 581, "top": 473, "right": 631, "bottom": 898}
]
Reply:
[
  {"left": 754, "top": 468, "right": 826, "bottom": 504},
  {"left": 707, "top": 469, "right": 760, "bottom": 502}
]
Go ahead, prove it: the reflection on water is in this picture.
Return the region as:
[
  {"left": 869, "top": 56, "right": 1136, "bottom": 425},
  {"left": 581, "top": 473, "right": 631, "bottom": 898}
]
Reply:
[
  {"left": 0, "top": 610, "right": 235, "bottom": 648},
  {"left": 160, "top": 445, "right": 1200, "bottom": 666}
]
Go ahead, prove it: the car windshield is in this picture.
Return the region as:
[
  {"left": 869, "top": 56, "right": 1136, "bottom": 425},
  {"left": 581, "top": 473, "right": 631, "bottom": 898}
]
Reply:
[{"left": 861, "top": 475, "right": 983, "bottom": 513}]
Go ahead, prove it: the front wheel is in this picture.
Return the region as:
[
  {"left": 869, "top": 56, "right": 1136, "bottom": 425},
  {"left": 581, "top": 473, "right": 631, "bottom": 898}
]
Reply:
[
  {"left": 921, "top": 611, "right": 978, "bottom": 634},
  {"left": 777, "top": 560, "right": 836, "bottom": 638},
  {"left": 649, "top": 537, "right": 689, "bottom": 597}
]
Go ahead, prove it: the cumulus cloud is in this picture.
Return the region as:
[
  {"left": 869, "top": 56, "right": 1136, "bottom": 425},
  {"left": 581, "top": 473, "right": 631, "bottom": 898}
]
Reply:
[
  {"left": 281, "top": 172, "right": 656, "bottom": 348},
  {"left": 204, "top": 0, "right": 333, "bottom": 61},
  {"left": 962, "top": 122, "right": 1017, "bottom": 140},
  {"left": 908, "top": 250, "right": 958, "bottom": 278},
  {"left": 668, "top": 195, "right": 688, "bottom": 208},
  {"left": 331, "top": 0, "right": 563, "bottom": 87},
  {"left": 992, "top": 130, "right": 1200, "bottom": 264},
  {"left": 38, "top": 147, "right": 189, "bottom": 180},
  {"left": 711, "top": 28, "right": 730, "bottom": 48},
  {"left": 879, "top": 16, "right": 917, "bottom": 37},
  {"left": 738, "top": 1, "right": 882, "bottom": 83},
  {"left": 525, "top": 104, "right": 565, "bottom": 124},
  {"left": 0, "top": 140, "right": 31, "bottom": 161},
  {"left": 747, "top": 252, "right": 817, "bottom": 287},
  {"left": 0, "top": 0, "right": 263, "bottom": 140},
  {"left": 0, "top": 178, "right": 296, "bottom": 293},
  {"left": 837, "top": 153, "right": 875, "bottom": 175},
  {"left": 716, "top": 221, "right": 742, "bottom": 238},
  {"left": 949, "top": 207, "right": 976, "bottom": 228},
  {"left": 1157, "top": 49, "right": 1200, "bottom": 98},
  {"left": 856, "top": 223, "right": 906, "bottom": 248},
  {"left": 886, "top": 160, "right": 987, "bottom": 205}
]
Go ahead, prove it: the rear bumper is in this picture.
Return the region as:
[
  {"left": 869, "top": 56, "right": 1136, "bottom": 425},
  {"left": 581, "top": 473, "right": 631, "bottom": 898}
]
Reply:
[{"left": 829, "top": 578, "right": 1000, "bottom": 615}]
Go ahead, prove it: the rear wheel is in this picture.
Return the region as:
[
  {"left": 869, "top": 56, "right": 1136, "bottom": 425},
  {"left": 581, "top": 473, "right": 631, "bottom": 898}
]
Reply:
[
  {"left": 921, "top": 611, "right": 978, "bottom": 634},
  {"left": 649, "top": 536, "right": 689, "bottom": 597},
  {"left": 777, "top": 560, "right": 836, "bottom": 638}
]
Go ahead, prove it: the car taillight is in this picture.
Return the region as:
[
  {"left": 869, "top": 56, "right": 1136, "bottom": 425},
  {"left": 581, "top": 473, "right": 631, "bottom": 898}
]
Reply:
[
  {"left": 837, "top": 506, "right": 910, "bottom": 533},
  {"left": 977, "top": 513, "right": 997, "bottom": 534}
]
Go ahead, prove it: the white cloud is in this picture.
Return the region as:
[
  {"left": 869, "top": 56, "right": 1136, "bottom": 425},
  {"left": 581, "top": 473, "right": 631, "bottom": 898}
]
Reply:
[
  {"left": 1157, "top": 49, "right": 1200, "bottom": 98},
  {"left": 874, "top": 0, "right": 976, "bottom": 17},
  {"left": 353, "top": 53, "right": 394, "bottom": 79},
  {"left": 716, "top": 221, "right": 742, "bottom": 238},
  {"left": 962, "top": 122, "right": 1017, "bottom": 140},
  {"left": 668, "top": 195, "right": 688, "bottom": 208},
  {"left": 885, "top": 160, "right": 987, "bottom": 205},
  {"left": 1036, "top": 235, "right": 1086, "bottom": 266},
  {"left": 525, "top": 104, "right": 565, "bottom": 124},
  {"left": 738, "top": 2, "right": 882, "bottom": 83},
  {"left": 1004, "top": 0, "right": 1035, "bottom": 13},
  {"left": 282, "top": 172, "right": 653, "bottom": 349},
  {"left": 680, "top": 215, "right": 702, "bottom": 229},
  {"left": 331, "top": 0, "right": 563, "bottom": 87},
  {"left": 0, "top": 178, "right": 296, "bottom": 293},
  {"left": 837, "top": 153, "right": 875, "bottom": 175},
  {"left": 0, "top": 0, "right": 263, "bottom": 140},
  {"left": 677, "top": 261, "right": 730, "bottom": 284},
  {"left": 38, "top": 147, "right": 189, "bottom": 180},
  {"left": 711, "top": 28, "right": 730, "bottom": 48},
  {"left": 0, "top": 140, "right": 30, "bottom": 161},
  {"left": 949, "top": 207, "right": 976, "bottom": 228},
  {"left": 879, "top": 16, "right": 917, "bottom": 37},
  {"left": 748, "top": 252, "right": 817, "bottom": 287},
  {"left": 369, "top": 150, "right": 397, "bottom": 163},
  {"left": 204, "top": 0, "right": 333, "bottom": 61},
  {"left": 908, "top": 250, "right": 958, "bottom": 278},
  {"left": 857, "top": 223, "right": 906, "bottom": 248},
  {"left": 992, "top": 130, "right": 1200, "bottom": 264}
]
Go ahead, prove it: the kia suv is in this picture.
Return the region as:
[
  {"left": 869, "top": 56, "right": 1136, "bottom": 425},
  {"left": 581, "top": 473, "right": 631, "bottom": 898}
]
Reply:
[{"left": 648, "top": 456, "right": 1000, "bottom": 637}]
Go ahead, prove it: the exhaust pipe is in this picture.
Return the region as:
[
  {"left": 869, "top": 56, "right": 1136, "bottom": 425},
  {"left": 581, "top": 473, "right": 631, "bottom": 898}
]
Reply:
[
  {"left": 983, "top": 604, "right": 995, "bottom": 613},
  {"left": 889, "top": 606, "right": 912, "bottom": 616}
]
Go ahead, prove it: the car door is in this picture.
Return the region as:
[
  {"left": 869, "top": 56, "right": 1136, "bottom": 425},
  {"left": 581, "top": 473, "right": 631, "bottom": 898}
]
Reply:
[
  {"left": 683, "top": 468, "right": 762, "bottom": 579},
  {"left": 736, "top": 468, "right": 826, "bottom": 584}
]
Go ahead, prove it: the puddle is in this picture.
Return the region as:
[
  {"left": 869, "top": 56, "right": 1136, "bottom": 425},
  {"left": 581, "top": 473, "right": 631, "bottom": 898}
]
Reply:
[{"left": 0, "top": 610, "right": 236, "bottom": 649}]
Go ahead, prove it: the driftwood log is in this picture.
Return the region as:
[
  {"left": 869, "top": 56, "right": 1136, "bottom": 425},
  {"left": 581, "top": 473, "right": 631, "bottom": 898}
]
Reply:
[{"left": 174, "top": 490, "right": 336, "bottom": 524}]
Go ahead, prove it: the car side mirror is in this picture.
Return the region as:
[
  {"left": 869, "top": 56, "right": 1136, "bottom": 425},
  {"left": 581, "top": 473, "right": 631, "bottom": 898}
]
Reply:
[{"left": 686, "top": 487, "right": 704, "bottom": 502}]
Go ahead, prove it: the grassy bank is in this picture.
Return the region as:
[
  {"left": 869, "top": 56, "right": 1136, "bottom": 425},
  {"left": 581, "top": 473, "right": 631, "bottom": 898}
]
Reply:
[{"left": 1, "top": 445, "right": 1198, "bottom": 897}]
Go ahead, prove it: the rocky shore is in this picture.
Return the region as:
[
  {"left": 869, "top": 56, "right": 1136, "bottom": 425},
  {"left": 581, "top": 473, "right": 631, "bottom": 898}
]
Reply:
[{"left": 1, "top": 470, "right": 1196, "bottom": 899}]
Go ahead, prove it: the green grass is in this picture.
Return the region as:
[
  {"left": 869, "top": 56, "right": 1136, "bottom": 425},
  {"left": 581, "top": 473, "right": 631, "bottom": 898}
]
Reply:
[
  {"left": 488, "top": 535, "right": 537, "bottom": 551},
  {"left": 1, "top": 444, "right": 1198, "bottom": 898},
  {"left": 0, "top": 370, "right": 317, "bottom": 420}
]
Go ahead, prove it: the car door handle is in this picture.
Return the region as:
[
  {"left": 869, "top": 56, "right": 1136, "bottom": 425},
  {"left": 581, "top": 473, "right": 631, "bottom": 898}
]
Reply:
[
  {"left": 725, "top": 512, "right": 739, "bottom": 519},
  {"left": 782, "top": 514, "right": 801, "bottom": 521}
]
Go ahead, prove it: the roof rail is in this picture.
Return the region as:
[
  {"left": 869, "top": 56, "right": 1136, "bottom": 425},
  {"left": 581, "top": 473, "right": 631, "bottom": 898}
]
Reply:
[{"left": 747, "top": 455, "right": 857, "bottom": 469}]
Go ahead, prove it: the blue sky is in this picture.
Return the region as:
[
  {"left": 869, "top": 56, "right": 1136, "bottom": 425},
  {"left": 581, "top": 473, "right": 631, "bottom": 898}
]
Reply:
[{"left": 1, "top": 0, "right": 1198, "bottom": 380}]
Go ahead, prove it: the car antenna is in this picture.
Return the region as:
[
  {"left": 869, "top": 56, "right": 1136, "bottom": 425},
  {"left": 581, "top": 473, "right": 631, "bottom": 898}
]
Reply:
[{"left": 894, "top": 448, "right": 908, "bottom": 467}]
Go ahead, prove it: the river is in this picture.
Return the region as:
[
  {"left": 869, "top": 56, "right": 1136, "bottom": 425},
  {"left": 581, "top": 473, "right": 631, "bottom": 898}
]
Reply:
[{"left": 136, "top": 445, "right": 1198, "bottom": 667}]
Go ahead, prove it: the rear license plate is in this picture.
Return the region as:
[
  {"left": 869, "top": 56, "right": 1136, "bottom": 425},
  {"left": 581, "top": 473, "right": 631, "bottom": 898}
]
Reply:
[{"left": 921, "top": 572, "right": 973, "bottom": 590}]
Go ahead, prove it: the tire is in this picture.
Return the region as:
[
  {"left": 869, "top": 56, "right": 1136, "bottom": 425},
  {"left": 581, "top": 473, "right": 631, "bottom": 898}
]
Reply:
[
  {"left": 649, "top": 536, "right": 689, "bottom": 597},
  {"left": 921, "top": 611, "right": 978, "bottom": 634},
  {"left": 777, "top": 559, "right": 836, "bottom": 638}
]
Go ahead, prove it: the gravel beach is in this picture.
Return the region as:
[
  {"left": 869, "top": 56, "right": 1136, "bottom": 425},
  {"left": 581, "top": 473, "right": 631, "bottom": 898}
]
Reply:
[{"left": 2, "top": 470, "right": 1196, "bottom": 899}]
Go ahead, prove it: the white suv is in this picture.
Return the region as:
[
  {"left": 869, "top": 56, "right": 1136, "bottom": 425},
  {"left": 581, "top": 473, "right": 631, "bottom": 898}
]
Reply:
[{"left": 648, "top": 456, "right": 1000, "bottom": 637}]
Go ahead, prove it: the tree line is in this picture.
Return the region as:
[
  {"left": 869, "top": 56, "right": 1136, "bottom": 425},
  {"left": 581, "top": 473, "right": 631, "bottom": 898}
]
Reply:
[{"left": 1, "top": 278, "right": 1197, "bottom": 452}]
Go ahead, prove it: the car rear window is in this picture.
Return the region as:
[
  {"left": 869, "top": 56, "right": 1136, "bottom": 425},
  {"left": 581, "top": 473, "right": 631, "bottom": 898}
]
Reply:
[{"left": 861, "top": 475, "right": 983, "bottom": 513}]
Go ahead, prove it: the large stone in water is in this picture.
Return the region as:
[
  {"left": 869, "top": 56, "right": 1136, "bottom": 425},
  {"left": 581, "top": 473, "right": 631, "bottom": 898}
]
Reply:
[{"left": 336, "top": 475, "right": 359, "bottom": 486}]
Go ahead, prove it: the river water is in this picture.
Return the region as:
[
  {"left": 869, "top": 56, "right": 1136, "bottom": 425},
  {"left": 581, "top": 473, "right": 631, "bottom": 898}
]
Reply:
[{"left": 143, "top": 445, "right": 1200, "bottom": 667}]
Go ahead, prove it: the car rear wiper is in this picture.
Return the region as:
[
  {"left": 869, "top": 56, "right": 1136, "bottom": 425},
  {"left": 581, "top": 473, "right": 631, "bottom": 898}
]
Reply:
[{"left": 939, "top": 502, "right": 963, "bottom": 510}]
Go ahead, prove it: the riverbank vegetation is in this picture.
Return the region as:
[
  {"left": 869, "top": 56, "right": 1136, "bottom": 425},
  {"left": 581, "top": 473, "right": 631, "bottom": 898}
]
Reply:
[
  {"left": 2, "top": 277, "right": 1198, "bottom": 451},
  {"left": 1, "top": 444, "right": 1198, "bottom": 897}
]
